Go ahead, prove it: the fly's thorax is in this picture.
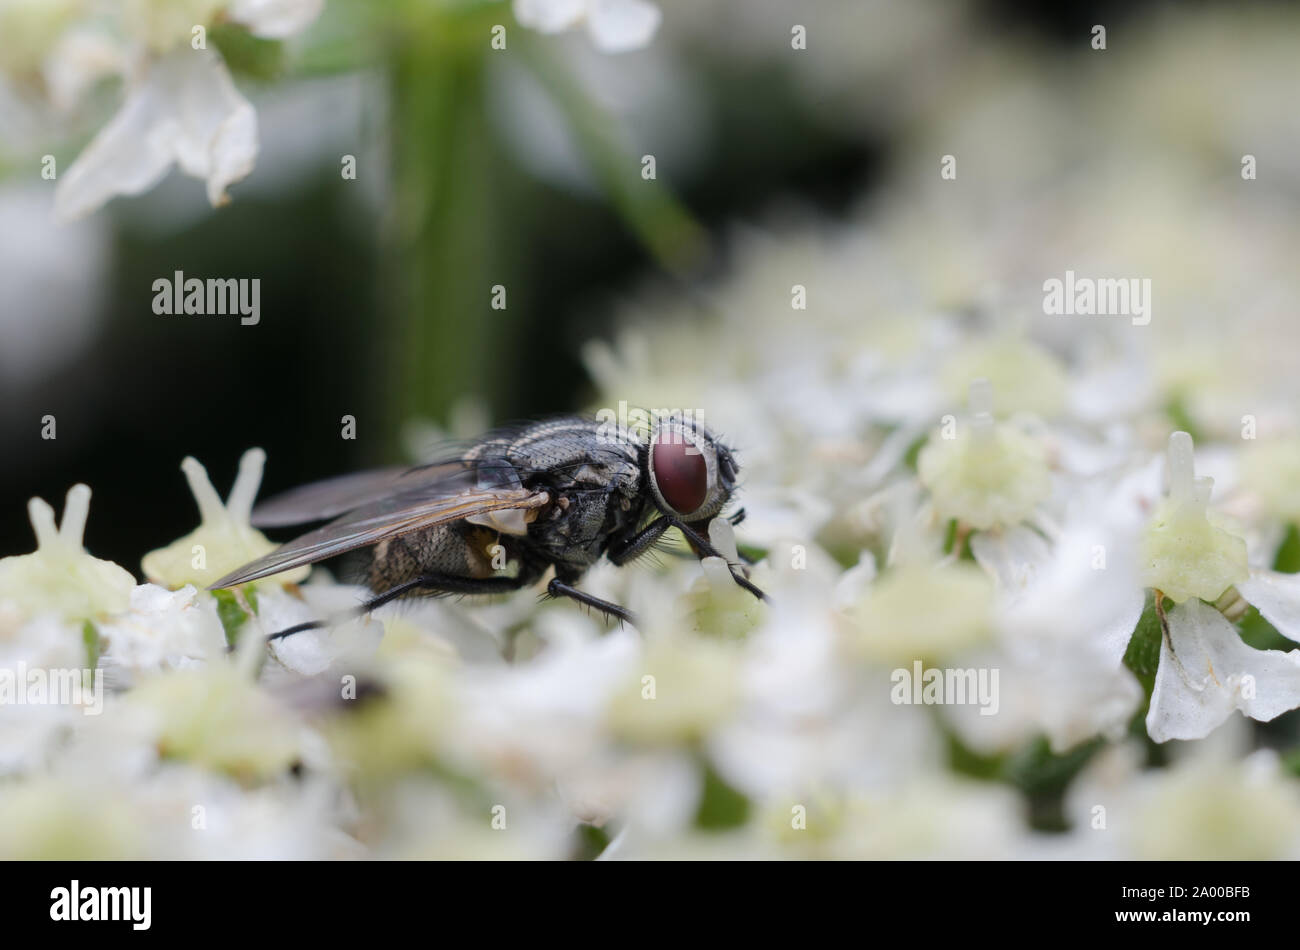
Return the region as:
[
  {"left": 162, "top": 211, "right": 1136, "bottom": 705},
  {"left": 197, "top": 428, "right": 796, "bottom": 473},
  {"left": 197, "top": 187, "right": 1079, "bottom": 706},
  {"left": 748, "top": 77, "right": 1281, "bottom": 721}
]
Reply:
[{"left": 525, "top": 487, "right": 623, "bottom": 569}]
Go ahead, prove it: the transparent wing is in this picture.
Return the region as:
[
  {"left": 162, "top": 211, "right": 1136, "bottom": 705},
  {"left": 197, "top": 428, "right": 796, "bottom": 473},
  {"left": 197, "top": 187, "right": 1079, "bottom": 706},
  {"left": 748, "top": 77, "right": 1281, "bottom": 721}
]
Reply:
[
  {"left": 250, "top": 462, "right": 466, "bottom": 527},
  {"left": 210, "top": 475, "right": 549, "bottom": 589}
]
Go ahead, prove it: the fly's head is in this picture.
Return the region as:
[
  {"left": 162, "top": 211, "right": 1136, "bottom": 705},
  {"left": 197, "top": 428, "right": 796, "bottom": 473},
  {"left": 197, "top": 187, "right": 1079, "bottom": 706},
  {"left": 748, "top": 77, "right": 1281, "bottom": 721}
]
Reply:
[{"left": 643, "top": 415, "right": 739, "bottom": 525}]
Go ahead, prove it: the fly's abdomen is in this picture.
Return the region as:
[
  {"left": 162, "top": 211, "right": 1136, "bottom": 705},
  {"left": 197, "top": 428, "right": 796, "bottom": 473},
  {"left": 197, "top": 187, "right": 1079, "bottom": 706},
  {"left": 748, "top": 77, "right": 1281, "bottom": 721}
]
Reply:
[{"left": 366, "top": 522, "right": 521, "bottom": 593}]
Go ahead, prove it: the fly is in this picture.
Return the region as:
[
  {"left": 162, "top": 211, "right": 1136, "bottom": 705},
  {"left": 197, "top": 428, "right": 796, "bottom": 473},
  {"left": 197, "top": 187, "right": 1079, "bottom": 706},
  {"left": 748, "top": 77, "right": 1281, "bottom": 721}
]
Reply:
[{"left": 209, "top": 413, "right": 767, "bottom": 639}]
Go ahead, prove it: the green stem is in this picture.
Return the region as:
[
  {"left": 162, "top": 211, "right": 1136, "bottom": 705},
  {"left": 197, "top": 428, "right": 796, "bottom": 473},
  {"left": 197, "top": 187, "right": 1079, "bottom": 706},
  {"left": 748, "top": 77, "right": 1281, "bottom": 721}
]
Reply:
[{"left": 517, "top": 35, "right": 709, "bottom": 274}]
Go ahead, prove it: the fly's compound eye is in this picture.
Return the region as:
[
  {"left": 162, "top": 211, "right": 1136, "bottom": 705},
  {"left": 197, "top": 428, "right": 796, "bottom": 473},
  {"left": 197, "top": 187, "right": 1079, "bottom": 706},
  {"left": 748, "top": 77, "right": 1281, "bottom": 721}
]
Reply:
[{"left": 651, "top": 432, "right": 709, "bottom": 516}]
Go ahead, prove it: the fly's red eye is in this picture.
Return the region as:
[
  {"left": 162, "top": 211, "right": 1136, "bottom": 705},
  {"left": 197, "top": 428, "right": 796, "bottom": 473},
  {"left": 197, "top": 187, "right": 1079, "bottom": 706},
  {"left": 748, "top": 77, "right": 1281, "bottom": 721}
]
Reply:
[{"left": 652, "top": 434, "right": 708, "bottom": 515}]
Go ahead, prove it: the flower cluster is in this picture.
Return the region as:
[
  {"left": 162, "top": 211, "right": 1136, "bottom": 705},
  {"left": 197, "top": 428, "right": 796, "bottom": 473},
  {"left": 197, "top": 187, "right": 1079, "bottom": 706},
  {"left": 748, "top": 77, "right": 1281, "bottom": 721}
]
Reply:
[{"left": 3, "top": 4, "right": 1300, "bottom": 859}]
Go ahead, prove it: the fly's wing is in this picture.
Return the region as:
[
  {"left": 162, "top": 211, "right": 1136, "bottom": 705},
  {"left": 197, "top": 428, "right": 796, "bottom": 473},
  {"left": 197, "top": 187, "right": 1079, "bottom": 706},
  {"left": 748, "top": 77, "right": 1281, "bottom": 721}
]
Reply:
[
  {"left": 250, "top": 462, "right": 468, "bottom": 527},
  {"left": 210, "top": 468, "right": 549, "bottom": 589}
]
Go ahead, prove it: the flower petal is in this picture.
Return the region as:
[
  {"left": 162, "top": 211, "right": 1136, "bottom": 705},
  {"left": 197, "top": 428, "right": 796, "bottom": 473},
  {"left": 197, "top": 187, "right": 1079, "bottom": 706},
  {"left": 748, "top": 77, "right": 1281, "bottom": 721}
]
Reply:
[
  {"left": 986, "top": 514, "right": 1145, "bottom": 668},
  {"left": 1238, "top": 568, "right": 1300, "bottom": 645},
  {"left": 228, "top": 0, "right": 324, "bottom": 40},
  {"left": 586, "top": 0, "right": 662, "bottom": 52},
  {"left": 43, "top": 30, "right": 127, "bottom": 113},
  {"left": 1147, "top": 598, "right": 1300, "bottom": 742},
  {"left": 513, "top": 0, "right": 587, "bottom": 34},
  {"left": 970, "top": 524, "right": 1050, "bottom": 596},
  {"left": 55, "top": 48, "right": 257, "bottom": 221}
]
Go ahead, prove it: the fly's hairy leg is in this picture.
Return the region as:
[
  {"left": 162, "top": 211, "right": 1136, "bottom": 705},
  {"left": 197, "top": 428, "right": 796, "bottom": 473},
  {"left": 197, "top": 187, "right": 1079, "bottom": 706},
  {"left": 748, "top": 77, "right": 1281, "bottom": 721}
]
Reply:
[
  {"left": 607, "top": 516, "right": 671, "bottom": 566},
  {"left": 652, "top": 510, "right": 760, "bottom": 565},
  {"left": 545, "top": 578, "right": 633, "bottom": 625},
  {"left": 265, "top": 572, "right": 528, "bottom": 641}
]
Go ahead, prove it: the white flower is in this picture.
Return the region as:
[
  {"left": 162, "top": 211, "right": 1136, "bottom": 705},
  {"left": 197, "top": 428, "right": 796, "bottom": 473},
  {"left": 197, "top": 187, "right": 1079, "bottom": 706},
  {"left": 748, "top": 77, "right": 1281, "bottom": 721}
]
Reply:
[
  {"left": 1147, "top": 598, "right": 1300, "bottom": 742},
  {"left": 44, "top": 29, "right": 126, "bottom": 112},
  {"left": 945, "top": 509, "right": 1146, "bottom": 754},
  {"left": 1138, "top": 432, "right": 1248, "bottom": 603},
  {"left": 142, "top": 448, "right": 308, "bottom": 591},
  {"left": 917, "top": 379, "right": 1052, "bottom": 532},
  {"left": 0, "top": 484, "right": 134, "bottom": 623},
  {"left": 1072, "top": 725, "right": 1300, "bottom": 860},
  {"left": 33, "top": 0, "right": 324, "bottom": 219},
  {"left": 843, "top": 560, "right": 993, "bottom": 662},
  {"left": 1137, "top": 433, "right": 1300, "bottom": 741},
  {"left": 257, "top": 583, "right": 384, "bottom": 676},
  {"left": 97, "top": 584, "right": 227, "bottom": 679},
  {"left": 709, "top": 581, "right": 942, "bottom": 799},
  {"left": 55, "top": 47, "right": 257, "bottom": 220},
  {"left": 0, "top": 0, "right": 83, "bottom": 77},
  {"left": 971, "top": 430, "right": 1300, "bottom": 745},
  {"left": 940, "top": 337, "right": 1068, "bottom": 419},
  {"left": 0, "top": 609, "right": 94, "bottom": 778},
  {"left": 126, "top": 664, "right": 302, "bottom": 781},
  {"left": 1237, "top": 569, "right": 1300, "bottom": 643},
  {"left": 559, "top": 750, "right": 698, "bottom": 837},
  {"left": 375, "top": 777, "right": 572, "bottom": 860},
  {"left": 514, "top": 0, "right": 661, "bottom": 53},
  {"left": 1128, "top": 745, "right": 1300, "bottom": 860},
  {"left": 229, "top": 0, "right": 324, "bottom": 40},
  {"left": 606, "top": 633, "right": 741, "bottom": 745}
]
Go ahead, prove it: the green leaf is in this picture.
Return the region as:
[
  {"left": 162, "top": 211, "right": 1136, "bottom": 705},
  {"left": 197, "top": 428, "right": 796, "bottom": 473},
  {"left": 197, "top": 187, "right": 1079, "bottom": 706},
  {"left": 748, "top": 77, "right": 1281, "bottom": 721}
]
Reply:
[
  {"left": 1001, "top": 735, "right": 1104, "bottom": 832},
  {"left": 1164, "top": 398, "right": 1202, "bottom": 444},
  {"left": 82, "top": 620, "right": 99, "bottom": 674},
  {"left": 903, "top": 431, "right": 929, "bottom": 470},
  {"left": 1282, "top": 746, "right": 1300, "bottom": 779},
  {"left": 210, "top": 24, "right": 284, "bottom": 81},
  {"left": 1123, "top": 592, "right": 1163, "bottom": 700},
  {"left": 944, "top": 722, "right": 1102, "bottom": 832},
  {"left": 571, "top": 823, "right": 612, "bottom": 861},
  {"left": 1003, "top": 735, "right": 1103, "bottom": 796},
  {"left": 518, "top": 36, "right": 707, "bottom": 274},
  {"left": 942, "top": 518, "right": 958, "bottom": 555},
  {"left": 940, "top": 519, "right": 976, "bottom": 561},
  {"left": 1274, "top": 523, "right": 1300, "bottom": 573},
  {"left": 1238, "top": 605, "right": 1292, "bottom": 652},
  {"left": 945, "top": 728, "right": 1006, "bottom": 781},
  {"left": 694, "top": 759, "right": 750, "bottom": 830},
  {"left": 214, "top": 587, "right": 258, "bottom": 649}
]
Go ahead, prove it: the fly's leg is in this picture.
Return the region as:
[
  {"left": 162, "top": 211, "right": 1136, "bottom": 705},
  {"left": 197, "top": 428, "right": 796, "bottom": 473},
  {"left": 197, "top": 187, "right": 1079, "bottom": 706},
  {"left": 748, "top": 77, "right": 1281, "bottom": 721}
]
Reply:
[
  {"left": 607, "top": 514, "right": 763, "bottom": 593},
  {"left": 608, "top": 516, "right": 671, "bottom": 566},
  {"left": 266, "top": 572, "right": 527, "bottom": 642},
  {"left": 653, "top": 509, "right": 759, "bottom": 565},
  {"left": 611, "top": 515, "right": 759, "bottom": 566},
  {"left": 671, "top": 518, "right": 770, "bottom": 603},
  {"left": 545, "top": 578, "right": 633, "bottom": 625}
]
